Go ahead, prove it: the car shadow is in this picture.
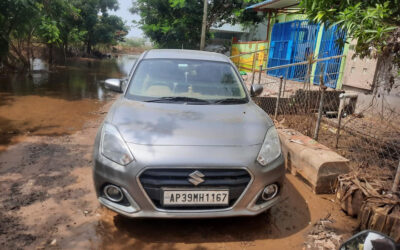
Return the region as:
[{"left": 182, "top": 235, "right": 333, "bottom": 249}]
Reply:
[{"left": 99, "top": 176, "right": 310, "bottom": 247}]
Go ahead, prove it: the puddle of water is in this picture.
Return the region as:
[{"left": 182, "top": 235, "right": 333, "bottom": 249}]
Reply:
[
  {"left": 0, "top": 54, "right": 138, "bottom": 101},
  {"left": 0, "top": 54, "right": 138, "bottom": 148}
]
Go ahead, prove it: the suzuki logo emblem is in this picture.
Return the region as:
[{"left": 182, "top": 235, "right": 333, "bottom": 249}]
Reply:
[{"left": 188, "top": 170, "right": 205, "bottom": 186}]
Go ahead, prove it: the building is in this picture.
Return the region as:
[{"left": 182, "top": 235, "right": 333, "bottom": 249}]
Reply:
[
  {"left": 209, "top": 23, "right": 250, "bottom": 45},
  {"left": 238, "top": 0, "right": 380, "bottom": 91}
]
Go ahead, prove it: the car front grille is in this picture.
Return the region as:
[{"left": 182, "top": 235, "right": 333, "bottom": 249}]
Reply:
[{"left": 139, "top": 168, "right": 251, "bottom": 210}]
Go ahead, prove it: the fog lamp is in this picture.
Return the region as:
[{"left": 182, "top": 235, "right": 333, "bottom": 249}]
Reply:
[
  {"left": 104, "top": 184, "right": 124, "bottom": 202},
  {"left": 262, "top": 184, "right": 279, "bottom": 201}
]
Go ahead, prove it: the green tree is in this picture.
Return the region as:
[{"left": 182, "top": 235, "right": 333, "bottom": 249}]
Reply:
[
  {"left": 93, "top": 15, "right": 128, "bottom": 47},
  {"left": 73, "top": 0, "right": 125, "bottom": 54},
  {"left": 0, "top": 0, "right": 41, "bottom": 69},
  {"left": 38, "top": 0, "right": 81, "bottom": 61},
  {"left": 300, "top": 0, "right": 400, "bottom": 93},
  {"left": 130, "top": 0, "right": 264, "bottom": 49},
  {"left": 0, "top": 0, "right": 128, "bottom": 70}
]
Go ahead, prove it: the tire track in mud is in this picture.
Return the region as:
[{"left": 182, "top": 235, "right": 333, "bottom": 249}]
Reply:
[
  {"left": 0, "top": 140, "right": 91, "bottom": 249},
  {"left": 0, "top": 100, "right": 114, "bottom": 250}
]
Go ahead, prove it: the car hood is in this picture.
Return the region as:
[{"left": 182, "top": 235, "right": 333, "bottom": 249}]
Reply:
[{"left": 109, "top": 98, "right": 273, "bottom": 146}]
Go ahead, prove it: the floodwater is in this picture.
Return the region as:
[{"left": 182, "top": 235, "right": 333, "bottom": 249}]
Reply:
[
  {"left": 0, "top": 55, "right": 137, "bottom": 100},
  {"left": 0, "top": 55, "right": 138, "bottom": 149}
]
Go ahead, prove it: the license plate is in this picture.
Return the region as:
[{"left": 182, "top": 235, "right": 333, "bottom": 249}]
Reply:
[{"left": 162, "top": 189, "right": 229, "bottom": 206}]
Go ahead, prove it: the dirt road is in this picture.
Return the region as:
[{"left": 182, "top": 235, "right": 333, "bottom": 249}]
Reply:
[{"left": 0, "top": 96, "right": 357, "bottom": 250}]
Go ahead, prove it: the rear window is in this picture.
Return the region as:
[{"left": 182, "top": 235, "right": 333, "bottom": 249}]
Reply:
[{"left": 125, "top": 59, "right": 247, "bottom": 102}]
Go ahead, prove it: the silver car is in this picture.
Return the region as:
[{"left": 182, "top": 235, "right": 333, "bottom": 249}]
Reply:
[{"left": 93, "top": 49, "right": 285, "bottom": 218}]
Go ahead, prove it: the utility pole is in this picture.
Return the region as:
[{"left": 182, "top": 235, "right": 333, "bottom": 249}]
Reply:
[{"left": 200, "top": 0, "right": 208, "bottom": 50}]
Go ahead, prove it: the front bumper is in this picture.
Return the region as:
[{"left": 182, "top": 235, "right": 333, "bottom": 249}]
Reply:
[{"left": 93, "top": 143, "right": 285, "bottom": 218}]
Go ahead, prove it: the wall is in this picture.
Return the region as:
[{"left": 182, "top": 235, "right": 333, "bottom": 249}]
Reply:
[
  {"left": 231, "top": 41, "right": 268, "bottom": 71},
  {"left": 344, "top": 84, "right": 400, "bottom": 115},
  {"left": 239, "top": 21, "right": 268, "bottom": 42},
  {"left": 341, "top": 40, "right": 377, "bottom": 90}
]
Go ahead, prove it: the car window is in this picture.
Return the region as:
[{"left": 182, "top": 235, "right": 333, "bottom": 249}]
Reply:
[{"left": 125, "top": 59, "right": 247, "bottom": 103}]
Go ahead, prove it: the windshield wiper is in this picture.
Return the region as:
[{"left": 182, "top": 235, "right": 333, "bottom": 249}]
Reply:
[
  {"left": 212, "top": 98, "right": 248, "bottom": 104},
  {"left": 145, "top": 96, "right": 211, "bottom": 104}
]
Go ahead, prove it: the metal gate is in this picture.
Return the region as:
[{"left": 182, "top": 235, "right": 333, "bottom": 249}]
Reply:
[
  {"left": 313, "top": 25, "right": 346, "bottom": 88},
  {"left": 268, "top": 20, "right": 319, "bottom": 80}
]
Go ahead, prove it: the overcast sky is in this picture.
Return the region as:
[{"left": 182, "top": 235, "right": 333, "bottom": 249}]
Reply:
[{"left": 110, "top": 0, "right": 144, "bottom": 38}]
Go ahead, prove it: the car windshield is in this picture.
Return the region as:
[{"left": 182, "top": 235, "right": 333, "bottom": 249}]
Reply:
[{"left": 125, "top": 59, "right": 247, "bottom": 104}]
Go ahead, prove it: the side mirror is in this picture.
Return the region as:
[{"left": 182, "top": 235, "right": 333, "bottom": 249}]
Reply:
[
  {"left": 340, "top": 230, "right": 396, "bottom": 250},
  {"left": 104, "top": 79, "right": 122, "bottom": 93},
  {"left": 250, "top": 84, "right": 263, "bottom": 97}
]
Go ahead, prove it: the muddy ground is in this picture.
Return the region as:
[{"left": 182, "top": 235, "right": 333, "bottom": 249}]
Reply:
[
  {"left": 0, "top": 94, "right": 359, "bottom": 250},
  {"left": 0, "top": 94, "right": 105, "bottom": 150}
]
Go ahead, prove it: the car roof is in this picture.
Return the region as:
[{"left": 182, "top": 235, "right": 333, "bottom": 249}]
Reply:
[{"left": 143, "top": 49, "right": 231, "bottom": 63}]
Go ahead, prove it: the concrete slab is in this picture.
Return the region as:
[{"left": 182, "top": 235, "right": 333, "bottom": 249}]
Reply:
[{"left": 278, "top": 128, "right": 350, "bottom": 194}]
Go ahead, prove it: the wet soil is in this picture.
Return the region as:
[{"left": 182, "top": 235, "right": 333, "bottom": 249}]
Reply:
[
  {"left": 0, "top": 98, "right": 357, "bottom": 249},
  {"left": 0, "top": 99, "right": 112, "bottom": 250},
  {"left": 0, "top": 94, "right": 105, "bottom": 150}
]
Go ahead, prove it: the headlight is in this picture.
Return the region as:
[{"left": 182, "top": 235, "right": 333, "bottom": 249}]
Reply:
[
  {"left": 257, "top": 126, "right": 281, "bottom": 166},
  {"left": 100, "top": 123, "right": 134, "bottom": 165}
]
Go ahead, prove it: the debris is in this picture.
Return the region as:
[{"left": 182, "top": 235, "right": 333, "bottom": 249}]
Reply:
[
  {"left": 359, "top": 198, "right": 400, "bottom": 242},
  {"left": 336, "top": 168, "right": 400, "bottom": 242},
  {"left": 336, "top": 168, "right": 398, "bottom": 217},
  {"left": 304, "top": 216, "right": 344, "bottom": 249}
]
